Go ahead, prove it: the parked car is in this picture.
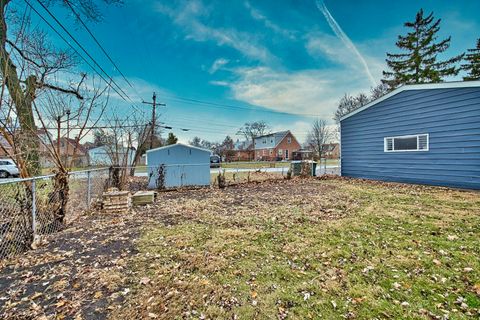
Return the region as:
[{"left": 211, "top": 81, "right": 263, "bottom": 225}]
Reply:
[
  {"left": 0, "top": 158, "right": 19, "bottom": 178},
  {"left": 210, "top": 155, "right": 221, "bottom": 168}
]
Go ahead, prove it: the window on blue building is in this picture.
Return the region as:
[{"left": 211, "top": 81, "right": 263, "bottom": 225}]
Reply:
[{"left": 384, "top": 134, "right": 429, "bottom": 152}]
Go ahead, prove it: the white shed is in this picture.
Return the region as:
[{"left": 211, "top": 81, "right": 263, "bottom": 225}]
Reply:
[{"left": 146, "top": 143, "right": 211, "bottom": 189}]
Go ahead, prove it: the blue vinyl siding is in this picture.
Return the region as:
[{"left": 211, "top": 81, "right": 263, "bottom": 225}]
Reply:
[{"left": 340, "top": 87, "right": 480, "bottom": 190}]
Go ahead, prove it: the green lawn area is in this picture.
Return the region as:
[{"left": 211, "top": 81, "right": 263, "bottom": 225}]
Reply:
[{"left": 114, "top": 178, "right": 480, "bottom": 319}]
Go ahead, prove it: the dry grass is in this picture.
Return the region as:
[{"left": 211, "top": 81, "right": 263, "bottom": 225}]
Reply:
[{"left": 111, "top": 178, "right": 480, "bottom": 319}]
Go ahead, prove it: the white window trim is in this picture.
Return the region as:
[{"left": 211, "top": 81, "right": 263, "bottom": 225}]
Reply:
[{"left": 384, "top": 134, "right": 429, "bottom": 152}]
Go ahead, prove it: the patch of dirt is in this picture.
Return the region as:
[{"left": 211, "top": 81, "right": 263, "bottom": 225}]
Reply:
[
  {"left": 0, "top": 178, "right": 355, "bottom": 319},
  {"left": 0, "top": 198, "right": 184, "bottom": 320}
]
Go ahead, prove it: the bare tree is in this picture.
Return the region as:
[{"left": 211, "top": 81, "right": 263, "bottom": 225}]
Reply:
[
  {"left": 237, "top": 121, "right": 270, "bottom": 146},
  {"left": 333, "top": 93, "right": 370, "bottom": 123},
  {"left": 0, "top": 0, "right": 120, "bottom": 176},
  {"left": 370, "top": 83, "right": 391, "bottom": 100},
  {"left": 334, "top": 84, "right": 392, "bottom": 123},
  {"left": 34, "top": 78, "right": 109, "bottom": 171},
  {"left": 128, "top": 121, "right": 151, "bottom": 176},
  {"left": 306, "top": 119, "right": 332, "bottom": 160},
  {"left": 32, "top": 79, "right": 108, "bottom": 224},
  {"left": 96, "top": 116, "right": 140, "bottom": 190}
]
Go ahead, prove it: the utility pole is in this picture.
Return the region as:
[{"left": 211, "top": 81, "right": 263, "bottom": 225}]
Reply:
[
  {"left": 66, "top": 109, "right": 70, "bottom": 166},
  {"left": 142, "top": 92, "right": 166, "bottom": 149},
  {"left": 56, "top": 116, "right": 61, "bottom": 156}
]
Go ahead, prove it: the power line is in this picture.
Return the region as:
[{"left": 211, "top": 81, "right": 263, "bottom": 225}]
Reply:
[
  {"left": 41, "top": 123, "right": 191, "bottom": 131},
  {"left": 26, "top": 0, "right": 319, "bottom": 132},
  {"left": 63, "top": 1, "right": 142, "bottom": 101},
  {"left": 24, "top": 0, "right": 126, "bottom": 104},
  {"left": 26, "top": 0, "right": 143, "bottom": 114},
  {"left": 163, "top": 96, "right": 320, "bottom": 118}
]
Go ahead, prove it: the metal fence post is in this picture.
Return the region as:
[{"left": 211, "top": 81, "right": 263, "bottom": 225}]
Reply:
[
  {"left": 31, "top": 179, "right": 36, "bottom": 235},
  {"left": 87, "top": 170, "right": 92, "bottom": 208}
]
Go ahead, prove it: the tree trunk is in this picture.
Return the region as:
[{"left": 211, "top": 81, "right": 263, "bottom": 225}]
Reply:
[{"left": 0, "top": 0, "right": 40, "bottom": 176}]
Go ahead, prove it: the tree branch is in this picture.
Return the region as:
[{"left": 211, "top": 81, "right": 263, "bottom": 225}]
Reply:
[
  {"left": 6, "top": 39, "right": 43, "bottom": 68},
  {"left": 40, "top": 82, "right": 84, "bottom": 100}
]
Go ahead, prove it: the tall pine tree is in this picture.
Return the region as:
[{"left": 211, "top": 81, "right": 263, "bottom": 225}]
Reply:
[
  {"left": 166, "top": 132, "right": 178, "bottom": 145},
  {"left": 382, "top": 9, "right": 463, "bottom": 88},
  {"left": 462, "top": 39, "right": 480, "bottom": 81}
]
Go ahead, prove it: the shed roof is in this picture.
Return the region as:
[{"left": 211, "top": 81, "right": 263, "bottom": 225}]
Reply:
[
  {"left": 340, "top": 80, "right": 480, "bottom": 121},
  {"left": 146, "top": 143, "right": 211, "bottom": 154}
]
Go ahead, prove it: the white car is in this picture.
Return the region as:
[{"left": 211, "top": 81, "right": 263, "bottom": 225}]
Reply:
[{"left": 0, "top": 159, "right": 19, "bottom": 178}]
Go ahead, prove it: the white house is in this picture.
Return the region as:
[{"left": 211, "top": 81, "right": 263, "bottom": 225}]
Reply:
[
  {"left": 146, "top": 143, "right": 211, "bottom": 189},
  {"left": 88, "top": 145, "right": 135, "bottom": 166}
]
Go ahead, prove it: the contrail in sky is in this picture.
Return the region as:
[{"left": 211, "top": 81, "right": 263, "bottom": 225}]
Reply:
[{"left": 315, "top": 0, "right": 376, "bottom": 86}]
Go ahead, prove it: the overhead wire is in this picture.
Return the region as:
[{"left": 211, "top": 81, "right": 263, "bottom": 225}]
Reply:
[
  {"left": 63, "top": 1, "right": 143, "bottom": 102},
  {"left": 26, "top": 0, "right": 144, "bottom": 114},
  {"left": 26, "top": 0, "right": 318, "bottom": 138},
  {"left": 162, "top": 96, "right": 320, "bottom": 118}
]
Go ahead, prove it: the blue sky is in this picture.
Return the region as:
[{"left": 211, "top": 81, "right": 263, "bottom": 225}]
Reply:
[{"left": 25, "top": 0, "right": 480, "bottom": 143}]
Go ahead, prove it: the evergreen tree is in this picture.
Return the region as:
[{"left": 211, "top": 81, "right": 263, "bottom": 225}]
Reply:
[
  {"left": 382, "top": 9, "right": 464, "bottom": 88},
  {"left": 189, "top": 136, "right": 202, "bottom": 147},
  {"left": 165, "top": 132, "right": 178, "bottom": 145},
  {"left": 462, "top": 38, "right": 480, "bottom": 81}
]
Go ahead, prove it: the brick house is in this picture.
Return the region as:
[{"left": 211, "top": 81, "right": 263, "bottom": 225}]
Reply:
[
  {"left": 226, "top": 140, "right": 254, "bottom": 162},
  {"left": 322, "top": 143, "right": 340, "bottom": 159},
  {"left": 53, "top": 137, "right": 89, "bottom": 167},
  {"left": 254, "top": 130, "right": 301, "bottom": 161}
]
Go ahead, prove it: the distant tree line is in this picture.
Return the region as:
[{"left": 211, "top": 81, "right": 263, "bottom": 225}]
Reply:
[{"left": 188, "top": 121, "right": 271, "bottom": 159}]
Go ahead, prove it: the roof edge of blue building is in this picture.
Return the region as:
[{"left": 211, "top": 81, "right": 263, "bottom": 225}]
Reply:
[{"left": 340, "top": 80, "right": 480, "bottom": 122}]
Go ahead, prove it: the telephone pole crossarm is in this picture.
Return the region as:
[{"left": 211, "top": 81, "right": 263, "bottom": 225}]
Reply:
[{"left": 142, "top": 92, "right": 166, "bottom": 149}]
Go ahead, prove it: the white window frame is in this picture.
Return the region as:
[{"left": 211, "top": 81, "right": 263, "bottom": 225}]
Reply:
[
  {"left": 384, "top": 134, "right": 429, "bottom": 152},
  {"left": 287, "top": 137, "right": 292, "bottom": 144}
]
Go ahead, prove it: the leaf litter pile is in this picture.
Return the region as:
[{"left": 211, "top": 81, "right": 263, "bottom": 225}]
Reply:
[{"left": 1, "top": 178, "right": 480, "bottom": 319}]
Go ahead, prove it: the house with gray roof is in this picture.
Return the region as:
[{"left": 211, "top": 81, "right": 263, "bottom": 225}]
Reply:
[{"left": 253, "top": 130, "right": 301, "bottom": 161}]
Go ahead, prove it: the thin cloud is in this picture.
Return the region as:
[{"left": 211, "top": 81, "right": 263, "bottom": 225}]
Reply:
[
  {"left": 244, "top": 1, "right": 296, "bottom": 40},
  {"left": 155, "top": 0, "right": 276, "bottom": 64},
  {"left": 209, "top": 58, "right": 229, "bottom": 74},
  {"left": 315, "top": 0, "right": 376, "bottom": 86}
]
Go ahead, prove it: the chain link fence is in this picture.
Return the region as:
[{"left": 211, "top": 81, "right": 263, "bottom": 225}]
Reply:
[
  {"left": 0, "top": 168, "right": 109, "bottom": 259},
  {"left": 0, "top": 160, "right": 341, "bottom": 259},
  {"left": 133, "top": 159, "right": 341, "bottom": 189}
]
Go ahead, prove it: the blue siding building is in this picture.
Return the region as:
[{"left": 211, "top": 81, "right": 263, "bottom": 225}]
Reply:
[
  {"left": 340, "top": 81, "right": 480, "bottom": 190},
  {"left": 146, "top": 143, "right": 211, "bottom": 189}
]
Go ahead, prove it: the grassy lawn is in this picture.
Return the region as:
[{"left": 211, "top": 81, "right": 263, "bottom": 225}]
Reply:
[{"left": 112, "top": 178, "right": 480, "bottom": 319}]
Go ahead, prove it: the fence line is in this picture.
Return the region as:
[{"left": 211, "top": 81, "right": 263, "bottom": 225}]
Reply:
[
  {"left": 0, "top": 160, "right": 340, "bottom": 259},
  {"left": 0, "top": 168, "right": 110, "bottom": 259}
]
